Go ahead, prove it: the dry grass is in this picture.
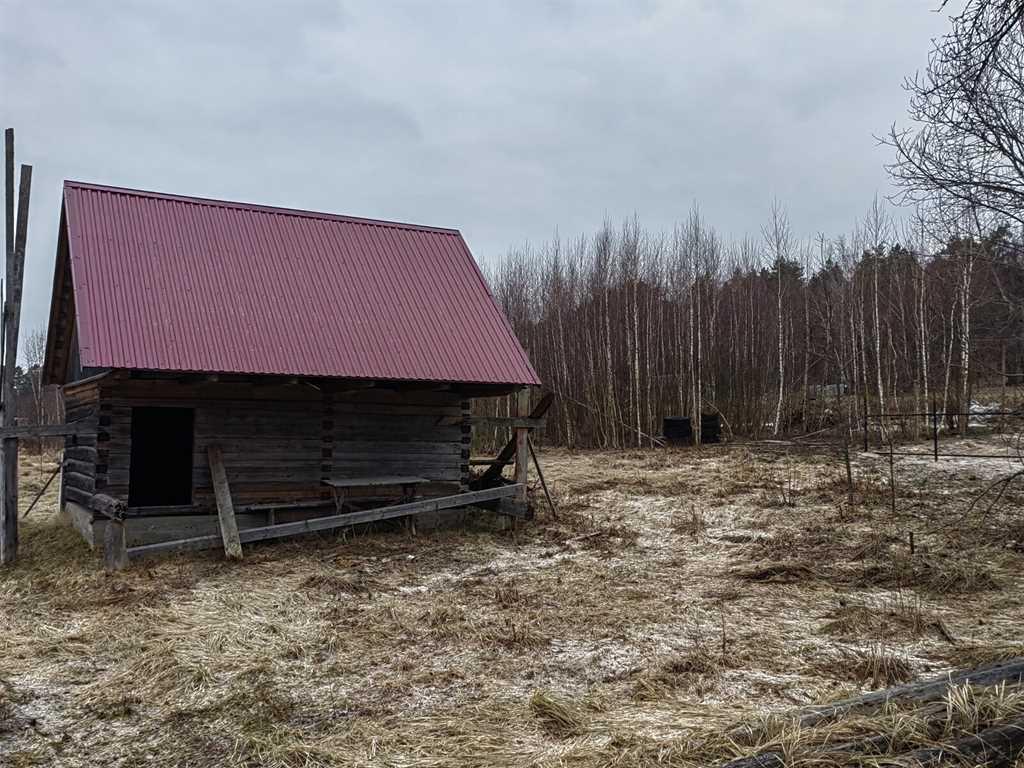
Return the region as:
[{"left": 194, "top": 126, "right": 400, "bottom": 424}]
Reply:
[
  {"left": 818, "top": 593, "right": 956, "bottom": 642},
  {"left": 529, "top": 690, "right": 586, "bottom": 736},
  {"left": 836, "top": 644, "right": 916, "bottom": 688},
  {"left": 2, "top": 440, "right": 1023, "bottom": 766}
]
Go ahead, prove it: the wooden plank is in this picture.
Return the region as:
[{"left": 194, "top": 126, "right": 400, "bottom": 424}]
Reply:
[
  {"left": 322, "top": 475, "right": 429, "bottom": 489},
  {"left": 207, "top": 444, "right": 242, "bottom": 560},
  {"left": 127, "top": 484, "right": 523, "bottom": 559},
  {"left": 441, "top": 416, "right": 545, "bottom": 429},
  {"left": 241, "top": 499, "right": 332, "bottom": 512}
]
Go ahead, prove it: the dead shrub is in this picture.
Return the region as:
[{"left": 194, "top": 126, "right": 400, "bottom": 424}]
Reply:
[
  {"left": 633, "top": 647, "right": 722, "bottom": 700},
  {"left": 494, "top": 580, "right": 523, "bottom": 608},
  {"left": 734, "top": 561, "right": 817, "bottom": 584},
  {"left": 832, "top": 644, "right": 914, "bottom": 688},
  {"left": 851, "top": 553, "right": 1001, "bottom": 595},
  {"left": 482, "top": 617, "right": 548, "bottom": 650},
  {"left": 819, "top": 594, "right": 954, "bottom": 642},
  {"left": 940, "top": 641, "right": 1024, "bottom": 668},
  {"left": 301, "top": 571, "right": 376, "bottom": 595},
  {"left": 671, "top": 505, "right": 707, "bottom": 539}
]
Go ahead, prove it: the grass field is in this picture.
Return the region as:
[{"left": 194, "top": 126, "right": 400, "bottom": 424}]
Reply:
[{"left": 2, "top": 436, "right": 1024, "bottom": 767}]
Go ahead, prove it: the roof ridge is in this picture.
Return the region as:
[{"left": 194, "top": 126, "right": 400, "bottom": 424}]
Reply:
[{"left": 63, "top": 180, "right": 462, "bottom": 235}]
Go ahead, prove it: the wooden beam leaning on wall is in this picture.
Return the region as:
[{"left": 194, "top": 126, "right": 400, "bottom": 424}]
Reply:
[
  {"left": 0, "top": 134, "right": 31, "bottom": 566},
  {"left": 208, "top": 444, "right": 243, "bottom": 560}
]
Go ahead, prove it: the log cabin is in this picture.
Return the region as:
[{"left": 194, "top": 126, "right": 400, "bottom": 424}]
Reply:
[{"left": 41, "top": 181, "right": 540, "bottom": 556}]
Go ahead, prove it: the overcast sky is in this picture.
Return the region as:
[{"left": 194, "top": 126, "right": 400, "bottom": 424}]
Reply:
[{"left": 3, "top": 0, "right": 950, "bottom": 359}]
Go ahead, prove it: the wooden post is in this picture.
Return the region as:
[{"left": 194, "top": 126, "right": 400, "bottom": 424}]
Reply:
[
  {"left": 207, "top": 444, "right": 242, "bottom": 560},
  {"left": 4, "top": 129, "right": 12, "bottom": 283},
  {"left": 514, "top": 389, "right": 530, "bottom": 502},
  {"left": 103, "top": 516, "right": 128, "bottom": 572},
  {"left": 0, "top": 154, "right": 30, "bottom": 566},
  {"left": 528, "top": 437, "right": 557, "bottom": 519}
]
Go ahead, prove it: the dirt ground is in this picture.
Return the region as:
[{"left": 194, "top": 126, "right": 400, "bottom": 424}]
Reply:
[{"left": 2, "top": 436, "right": 1024, "bottom": 767}]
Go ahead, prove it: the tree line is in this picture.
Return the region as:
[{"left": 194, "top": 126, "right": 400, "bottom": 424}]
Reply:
[{"left": 482, "top": 203, "right": 1024, "bottom": 448}]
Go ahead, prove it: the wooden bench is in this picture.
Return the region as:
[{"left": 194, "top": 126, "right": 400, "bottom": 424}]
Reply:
[
  {"left": 322, "top": 475, "right": 431, "bottom": 535},
  {"left": 321, "top": 475, "right": 429, "bottom": 513}
]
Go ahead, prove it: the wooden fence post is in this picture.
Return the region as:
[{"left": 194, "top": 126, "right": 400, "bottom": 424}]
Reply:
[
  {"left": 0, "top": 143, "right": 30, "bottom": 566},
  {"left": 208, "top": 444, "right": 242, "bottom": 560}
]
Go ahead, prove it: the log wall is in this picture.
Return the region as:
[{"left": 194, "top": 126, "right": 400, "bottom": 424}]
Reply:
[
  {"left": 60, "top": 375, "right": 102, "bottom": 509},
  {"left": 88, "top": 376, "right": 466, "bottom": 515}
]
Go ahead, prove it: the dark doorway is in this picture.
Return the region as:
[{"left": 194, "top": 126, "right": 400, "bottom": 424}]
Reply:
[{"left": 128, "top": 407, "right": 194, "bottom": 507}]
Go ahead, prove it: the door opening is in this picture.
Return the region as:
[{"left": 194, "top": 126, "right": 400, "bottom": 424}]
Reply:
[{"left": 128, "top": 407, "right": 194, "bottom": 507}]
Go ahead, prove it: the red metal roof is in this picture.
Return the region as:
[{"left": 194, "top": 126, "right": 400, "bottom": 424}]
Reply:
[{"left": 60, "top": 181, "right": 540, "bottom": 385}]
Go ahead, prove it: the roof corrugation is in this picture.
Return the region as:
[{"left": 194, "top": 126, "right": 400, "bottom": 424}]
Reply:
[{"left": 62, "top": 181, "right": 540, "bottom": 385}]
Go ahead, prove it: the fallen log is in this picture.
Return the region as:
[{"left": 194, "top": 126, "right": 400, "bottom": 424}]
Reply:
[
  {"left": 722, "top": 717, "right": 1024, "bottom": 768},
  {"left": 794, "top": 658, "right": 1024, "bottom": 729},
  {"left": 721, "top": 660, "right": 1024, "bottom": 768},
  {"left": 878, "top": 716, "right": 1024, "bottom": 767},
  {"left": 727, "top": 658, "right": 1024, "bottom": 743}
]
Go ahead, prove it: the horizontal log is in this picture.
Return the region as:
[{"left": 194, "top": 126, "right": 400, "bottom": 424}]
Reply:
[
  {"left": 127, "top": 484, "right": 523, "bottom": 559},
  {"left": 64, "top": 445, "right": 98, "bottom": 463},
  {"left": 63, "top": 471, "right": 95, "bottom": 493},
  {"left": 63, "top": 486, "right": 94, "bottom": 507},
  {"left": 65, "top": 404, "right": 98, "bottom": 420},
  {"left": 64, "top": 458, "right": 94, "bottom": 476},
  {"left": 90, "top": 493, "right": 127, "bottom": 519},
  {"left": 0, "top": 420, "right": 95, "bottom": 438}
]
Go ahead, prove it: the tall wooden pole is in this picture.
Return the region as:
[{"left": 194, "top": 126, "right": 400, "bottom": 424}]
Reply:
[
  {"left": 2, "top": 129, "right": 12, "bottom": 402},
  {"left": 0, "top": 135, "right": 31, "bottom": 566}
]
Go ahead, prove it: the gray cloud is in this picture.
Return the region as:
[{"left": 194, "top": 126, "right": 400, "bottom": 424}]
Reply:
[{"left": 2, "top": 0, "right": 949, "bottom": 361}]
